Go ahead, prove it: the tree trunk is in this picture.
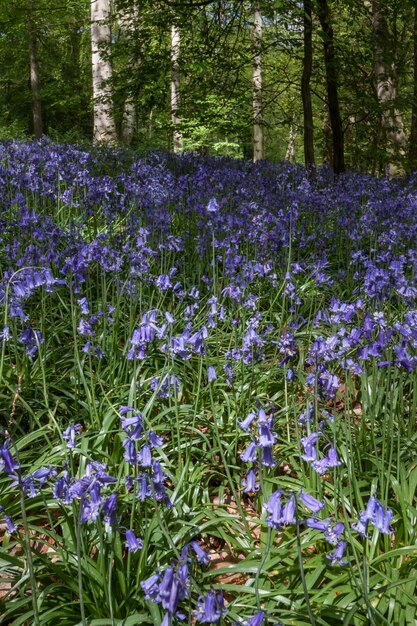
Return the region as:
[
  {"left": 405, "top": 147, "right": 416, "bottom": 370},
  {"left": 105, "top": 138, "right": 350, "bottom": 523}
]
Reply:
[
  {"left": 28, "top": 5, "right": 43, "bottom": 139},
  {"left": 409, "top": 4, "right": 417, "bottom": 170},
  {"left": 285, "top": 124, "right": 297, "bottom": 163},
  {"left": 301, "top": 0, "right": 314, "bottom": 168},
  {"left": 322, "top": 105, "right": 332, "bottom": 167},
  {"left": 91, "top": 0, "right": 117, "bottom": 144},
  {"left": 118, "top": 1, "right": 140, "bottom": 146},
  {"left": 316, "top": 0, "right": 345, "bottom": 173},
  {"left": 371, "top": 0, "right": 406, "bottom": 166},
  {"left": 171, "top": 24, "right": 182, "bottom": 153},
  {"left": 252, "top": 4, "right": 263, "bottom": 161}
]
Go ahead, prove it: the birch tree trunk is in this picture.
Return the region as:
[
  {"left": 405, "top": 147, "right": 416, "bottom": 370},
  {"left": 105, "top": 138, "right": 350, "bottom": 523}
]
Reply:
[
  {"left": 301, "top": 0, "right": 314, "bottom": 168},
  {"left": 408, "top": 4, "right": 417, "bottom": 170},
  {"left": 371, "top": 0, "right": 406, "bottom": 164},
  {"left": 252, "top": 4, "right": 263, "bottom": 161},
  {"left": 316, "top": 0, "right": 345, "bottom": 174},
  {"left": 27, "top": 4, "right": 43, "bottom": 139},
  {"left": 285, "top": 124, "right": 297, "bottom": 164},
  {"left": 171, "top": 24, "right": 182, "bottom": 153},
  {"left": 91, "top": 0, "right": 117, "bottom": 144},
  {"left": 118, "top": 1, "right": 140, "bottom": 146}
]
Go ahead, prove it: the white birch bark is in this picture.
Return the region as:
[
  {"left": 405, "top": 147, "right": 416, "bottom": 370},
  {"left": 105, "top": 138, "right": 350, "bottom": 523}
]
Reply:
[
  {"left": 171, "top": 24, "right": 182, "bottom": 153},
  {"left": 252, "top": 4, "right": 263, "bottom": 161},
  {"left": 91, "top": 0, "right": 117, "bottom": 143},
  {"left": 117, "top": 1, "right": 139, "bottom": 145},
  {"left": 285, "top": 124, "right": 297, "bottom": 163},
  {"left": 370, "top": 1, "right": 406, "bottom": 157}
]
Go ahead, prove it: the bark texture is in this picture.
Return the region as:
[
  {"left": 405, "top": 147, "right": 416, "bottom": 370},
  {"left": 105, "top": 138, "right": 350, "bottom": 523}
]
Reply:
[
  {"left": 91, "top": 0, "right": 117, "bottom": 144},
  {"left": 252, "top": 4, "right": 263, "bottom": 161},
  {"left": 371, "top": 0, "right": 406, "bottom": 163},
  {"left": 118, "top": 1, "right": 140, "bottom": 146},
  {"left": 409, "top": 5, "right": 417, "bottom": 169},
  {"left": 28, "top": 6, "right": 43, "bottom": 139},
  {"left": 317, "top": 0, "right": 345, "bottom": 173},
  {"left": 301, "top": 0, "right": 314, "bottom": 168},
  {"left": 285, "top": 124, "right": 297, "bottom": 163},
  {"left": 171, "top": 24, "right": 182, "bottom": 153}
]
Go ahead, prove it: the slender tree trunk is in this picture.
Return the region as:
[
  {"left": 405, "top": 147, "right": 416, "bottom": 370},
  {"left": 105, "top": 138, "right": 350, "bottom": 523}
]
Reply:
[
  {"left": 91, "top": 0, "right": 117, "bottom": 143},
  {"left": 252, "top": 4, "right": 263, "bottom": 161},
  {"left": 285, "top": 124, "right": 297, "bottom": 163},
  {"left": 121, "top": 100, "right": 136, "bottom": 145},
  {"left": 118, "top": 1, "right": 140, "bottom": 146},
  {"left": 409, "top": 5, "right": 417, "bottom": 170},
  {"left": 371, "top": 0, "right": 406, "bottom": 166},
  {"left": 322, "top": 105, "right": 332, "bottom": 167},
  {"left": 27, "top": 5, "right": 43, "bottom": 139},
  {"left": 171, "top": 24, "right": 182, "bottom": 153},
  {"left": 301, "top": 0, "right": 314, "bottom": 168},
  {"left": 316, "top": 0, "right": 345, "bottom": 173}
]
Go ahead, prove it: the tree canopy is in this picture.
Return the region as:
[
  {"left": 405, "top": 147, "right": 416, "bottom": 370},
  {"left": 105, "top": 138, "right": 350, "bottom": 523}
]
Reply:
[{"left": 0, "top": 0, "right": 416, "bottom": 171}]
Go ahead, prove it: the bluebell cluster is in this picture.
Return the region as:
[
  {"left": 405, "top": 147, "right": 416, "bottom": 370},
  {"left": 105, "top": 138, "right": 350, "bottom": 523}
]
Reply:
[{"left": 2, "top": 139, "right": 416, "bottom": 623}]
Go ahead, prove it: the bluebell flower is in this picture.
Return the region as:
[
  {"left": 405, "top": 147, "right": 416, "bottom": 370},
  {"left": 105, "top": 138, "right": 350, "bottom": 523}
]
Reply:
[
  {"left": 62, "top": 424, "right": 81, "bottom": 449},
  {"left": 281, "top": 494, "right": 296, "bottom": 525},
  {"left": 141, "top": 573, "right": 160, "bottom": 600},
  {"left": 325, "top": 522, "right": 344, "bottom": 545},
  {"left": 300, "top": 432, "right": 319, "bottom": 462},
  {"left": 125, "top": 530, "right": 143, "bottom": 552},
  {"left": 191, "top": 541, "right": 210, "bottom": 566},
  {"left": 102, "top": 493, "right": 118, "bottom": 524},
  {"left": 258, "top": 422, "right": 276, "bottom": 447},
  {"left": 0, "top": 506, "right": 17, "bottom": 534},
  {"left": 298, "top": 491, "right": 325, "bottom": 513},
  {"left": 122, "top": 438, "right": 137, "bottom": 465},
  {"left": 138, "top": 444, "right": 152, "bottom": 467},
  {"left": 240, "top": 441, "right": 258, "bottom": 463},
  {"left": 120, "top": 409, "right": 143, "bottom": 440},
  {"left": 261, "top": 446, "right": 276, "bottom": 467},
  {"left": 243, "top": 611, "right": 266, "bottom": 626},
  {"left": 0, "top": 440, "right": 20, "bottom": 474},
  {"left": 326, "top": 541, "right": 348, "bottom": 566},
  {"left": 207, "top": 366, "right": 217, "bottom": 382},
  {"left": 207, "top": 198, "right": 219, "bottom": 214},
  {"left": 242, "top": 468, "right": 259, "bottom": 493},
  {"left": 194, "top": 590, "right": 226, "bottom": 623},
  {"left": 238, "top": 412, "right": 257, "bottom": 432}
]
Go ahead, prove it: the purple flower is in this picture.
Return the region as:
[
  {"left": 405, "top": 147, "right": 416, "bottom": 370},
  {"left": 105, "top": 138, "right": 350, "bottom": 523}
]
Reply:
[
  {"left": 281, "top": 494, "right": 296, "bottom": 525},
  {"left": 207, "top": 366, "right": 217, "bottom": 382},
  {"left": 326, "top": 541, "right": 348, "bottom": 566},
  {"left": 243, "top": 611, "right": 266, "bottom": 626},
  {"left": 238, "top": 412, "right": 257, "bottom": 432},
  {"left": 325, "top": 522, "right": 345, "bottom": 545},
  {"left": 298, "top": 491, "right": 325, "bottom": 513},
  {"left": 261, "top": 446, "right": 277, "bottom": 467},
  {"left": 102, "top": 493, "right": 118, "bottom": 524},
  {"left": 242, "top": 468, "right": 260, "bottom": 493},
  {"left": 141, "top": 573, "right": 160, "bottom": 600},
  {"left": 191, "top": 541, "right": 210, "bottom": 566},
  {"left": 207, "top": 198, "right": 219, "bottom": 214},
  {"left": 120, "top": 409, "right": 143, "bottom": 440},
  {"left": 240, "top": 441, "right": 258, "bottom": 463},
  {"left": 122, "top": 438, "right": 137, "bottom": 465},
  {"left": 265, "top": 490, "right": 283, "bottom": 528},
  {"left": 125, "top": 530, "right": 143, "bottom": 552},
  {"left": 0, "top": 440, "right": 20, "bottom": 474},
  {"left": 258, "top": 422, "right": 276, "bottom": 447},
  {"left": 62, "top": 424, "right": 81, "bottom": 449},
  {"left": 300, "top": 432, "right": 319, "bottom": 462},
  {"left": 194, "top": 590, "right": 226, "bottom": 623},
  {"left": 0, "top": 507, "right": 17, "bottom": 534}
]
